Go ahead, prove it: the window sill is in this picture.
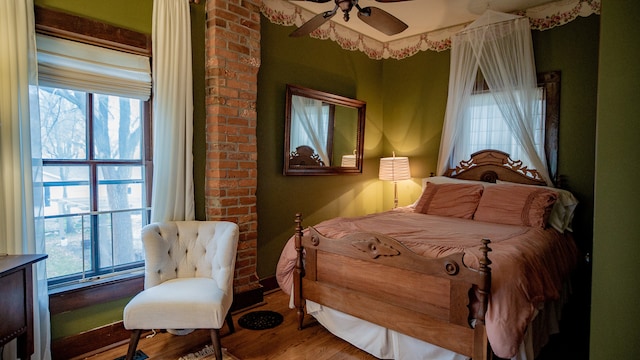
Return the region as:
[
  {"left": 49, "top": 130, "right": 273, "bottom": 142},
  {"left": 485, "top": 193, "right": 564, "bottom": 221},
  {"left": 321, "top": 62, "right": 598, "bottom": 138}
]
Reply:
[{"left": 49, "top": 271, "right": 144, "bottom": 315}]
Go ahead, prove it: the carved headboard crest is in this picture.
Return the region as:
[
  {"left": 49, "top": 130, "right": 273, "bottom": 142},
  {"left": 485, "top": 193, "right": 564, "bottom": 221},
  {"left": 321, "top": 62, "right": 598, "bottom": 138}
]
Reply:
[
  {"left": 289, "top": 145, "right": 325, "bottom": 167},
  {"left": 444, "top": 150, "right": 546, "bottom": 186}
]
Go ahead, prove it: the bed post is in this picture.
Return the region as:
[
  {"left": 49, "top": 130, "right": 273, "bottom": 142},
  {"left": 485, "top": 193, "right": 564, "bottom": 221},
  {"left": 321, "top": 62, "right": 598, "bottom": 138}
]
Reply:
[
  {"left": 294, "top": 213, "right": 305, "bottom": 330},
  {"left": 477, "top": 238, "right": 492, "bottom": 324},
  {"left": 474, "top": 238, "right": 493, "bottom": 359}
]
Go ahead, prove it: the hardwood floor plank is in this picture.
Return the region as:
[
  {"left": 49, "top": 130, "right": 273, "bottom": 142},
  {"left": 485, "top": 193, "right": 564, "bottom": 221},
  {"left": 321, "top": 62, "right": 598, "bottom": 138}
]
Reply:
[
  {"left": 72, "top": 287, "right": 584, "bottom": 360},
  {"left": 80, "top": 289, "right": 378, "bottom": 360}
]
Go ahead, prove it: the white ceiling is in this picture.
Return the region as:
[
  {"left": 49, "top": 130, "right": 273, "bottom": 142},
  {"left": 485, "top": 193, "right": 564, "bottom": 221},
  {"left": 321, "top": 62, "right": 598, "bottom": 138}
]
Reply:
[{"left": 289, "top": 0, "right": 557, "bottom": 42}]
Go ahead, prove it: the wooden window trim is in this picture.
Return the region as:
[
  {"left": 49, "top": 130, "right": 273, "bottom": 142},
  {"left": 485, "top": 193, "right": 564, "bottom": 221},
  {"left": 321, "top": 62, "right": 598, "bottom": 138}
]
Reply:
[
  {"left": 538, "top": 71, "right": 561, "bottom": 184},
  {"left": 49, "top": 274, "right": 144, "bottom": 315},
  {"left": 43, "top": 93, "right": 152, "bottom": 286},
  {"left": 34, "top": 5, "right": 151, "bottom": 56},
  {"left": 36, "top": 6, "right": 152, "bottom": 307}
]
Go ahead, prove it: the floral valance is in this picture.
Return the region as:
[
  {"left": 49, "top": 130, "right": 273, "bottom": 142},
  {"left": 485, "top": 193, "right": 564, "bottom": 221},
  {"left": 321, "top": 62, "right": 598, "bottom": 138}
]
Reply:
[{"left": 260, "top": 0, "right": 601, "bottom": 60}]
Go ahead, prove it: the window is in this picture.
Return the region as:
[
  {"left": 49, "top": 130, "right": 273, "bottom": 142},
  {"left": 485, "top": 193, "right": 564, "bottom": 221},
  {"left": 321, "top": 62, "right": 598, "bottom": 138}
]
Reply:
[
  {"left": 40, "top": 88, "right": 151, "bottom": 285},
  {"left": 453, "top": 88, "right": 545, "bottom": 166},
  {"left": 452, "top": 72, "right": 560, "bottom": 182},
  {"left": 289, "top": 95, "right": 334, "bottom": 165},
  {"left": 36, "top": 32, "right": 152, "bottom": 286}
]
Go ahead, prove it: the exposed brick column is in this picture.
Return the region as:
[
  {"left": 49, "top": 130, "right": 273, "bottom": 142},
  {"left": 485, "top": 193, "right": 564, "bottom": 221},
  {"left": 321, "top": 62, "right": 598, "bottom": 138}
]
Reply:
[{"left": 205, "top": 0, "right": 260, "bottom": 294}]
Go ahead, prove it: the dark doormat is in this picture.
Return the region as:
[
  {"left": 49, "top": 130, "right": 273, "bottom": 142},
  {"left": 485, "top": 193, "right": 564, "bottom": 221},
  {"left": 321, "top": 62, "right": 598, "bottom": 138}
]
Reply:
[
  {"left": 237, "top": 310, "right": 284, "bottom": 330},
  {"left": 114, "top": 349, "right": 148, "bottom": 360}
]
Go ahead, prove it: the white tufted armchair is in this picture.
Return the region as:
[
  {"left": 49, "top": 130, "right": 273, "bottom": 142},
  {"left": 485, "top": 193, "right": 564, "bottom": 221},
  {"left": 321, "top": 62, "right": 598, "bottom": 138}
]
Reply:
[{"left": 123, "top": 221, "right": 239, "bottom": 360}]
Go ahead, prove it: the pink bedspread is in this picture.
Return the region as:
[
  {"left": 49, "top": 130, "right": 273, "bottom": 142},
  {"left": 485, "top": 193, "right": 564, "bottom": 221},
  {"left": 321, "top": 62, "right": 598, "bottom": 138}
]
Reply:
[{"left": 276, "top": 210, "right": 579, "bottom": 358}]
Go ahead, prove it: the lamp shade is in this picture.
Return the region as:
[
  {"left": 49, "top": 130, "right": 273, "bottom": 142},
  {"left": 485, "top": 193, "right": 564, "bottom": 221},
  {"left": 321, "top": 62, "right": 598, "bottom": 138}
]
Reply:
[
  {"left": 378, "top": 156, "right": 411, "bottom": 181},
  {"left": 341, "top": 154, "right": 356, "bottom": 167}
]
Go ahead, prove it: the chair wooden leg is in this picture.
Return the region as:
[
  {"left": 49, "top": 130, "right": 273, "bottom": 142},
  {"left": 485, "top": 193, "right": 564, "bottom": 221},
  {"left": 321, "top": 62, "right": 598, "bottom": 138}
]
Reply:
[
  {"left": 125, "top": 329, "right": 142, "bottom": 360},
  {"left": 226, "top": 311, "right": 235, "bottom": 334},
  {"left": 210, "top": 329, "right": 222, "bottom": 360}
]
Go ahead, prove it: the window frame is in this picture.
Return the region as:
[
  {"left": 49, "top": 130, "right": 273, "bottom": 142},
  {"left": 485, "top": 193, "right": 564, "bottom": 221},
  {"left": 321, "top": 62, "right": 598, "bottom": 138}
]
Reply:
[
  {"left": 35, "top": 5, "right": 152, "bottom": 306},
  {"left": 42, "top": 92, "right": 152, "bottom": 285},
  {"left": 462, "top": 70, "right": 561, "bottom": 184}
]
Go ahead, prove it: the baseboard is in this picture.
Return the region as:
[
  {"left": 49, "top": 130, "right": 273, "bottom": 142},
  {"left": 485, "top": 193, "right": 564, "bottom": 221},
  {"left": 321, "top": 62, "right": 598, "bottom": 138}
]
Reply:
[
  {"left": 259, "top": 275, "right": 279, "bottom": 293},
  {"left": 51, "top": 285, "right": 269, "bottom": 360},
  {"left": 230, "top": 283, "right": 265, "bottom": 312},
  {"left": 52, "top": 321, "right": 134, "bottom": 360}
]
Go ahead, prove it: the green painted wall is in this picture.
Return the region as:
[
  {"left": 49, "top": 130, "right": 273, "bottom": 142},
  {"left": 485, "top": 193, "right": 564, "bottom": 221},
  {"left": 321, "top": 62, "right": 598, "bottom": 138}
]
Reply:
[
  {"left": 256, "top": 19, "right": 385, "bottom": 278},
  {"left": 376, "top": 17, "right": 600, "bottom": 250},
  {"left": 532, "top": 16, "right": 600, "bottom": 257},
  {"left": 376, "top": 22, "right": 599, "bottom": 357},
  {"left": 380, "top": 47, "right": 452, "bottom": 206},
  {"left": 591, "top": 1, "right": 640, "bottom": 359},
  {"left": 34, "top": 0, "right": 211, "bottom": 221},
  {"left": 32, "top": 0, "right": 206, "bottom": 340},
  {"left": 331, "top": 105, "right": 359, "bottom": 166},
  {"left": 33, "top": 0, "right": 154, "bottom": 340},
  {"left": 35, "top": 0, "right": 152, "bottom": 34},
  {"left": 38, "top": 1, "right": 606, "bottom": 351},
  {"left": 50, "top": 298, "right": 131, "bottom": 340},
  {"left": 256, "top": 16, "right": 600, "bottom": 281}
]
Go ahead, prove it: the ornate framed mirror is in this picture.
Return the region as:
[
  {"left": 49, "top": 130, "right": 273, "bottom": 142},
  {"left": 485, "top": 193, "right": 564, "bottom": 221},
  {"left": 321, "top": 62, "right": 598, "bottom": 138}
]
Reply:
[{"left": 284, "top": 84, "right": 366, "bottom": 175}]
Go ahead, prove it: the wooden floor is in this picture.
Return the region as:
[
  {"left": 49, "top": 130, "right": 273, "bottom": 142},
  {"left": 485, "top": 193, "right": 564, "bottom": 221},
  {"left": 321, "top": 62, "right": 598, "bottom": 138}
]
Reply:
[
  {"left": 77, "top": 285, "right": 589, "bottom": 360},
  {"left": 78, "top": 289, "right": 378, "bottom": 360}
]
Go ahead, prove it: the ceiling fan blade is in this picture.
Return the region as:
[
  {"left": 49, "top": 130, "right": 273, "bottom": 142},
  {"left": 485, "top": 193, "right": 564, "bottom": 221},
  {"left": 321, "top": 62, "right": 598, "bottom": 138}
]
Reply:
[
  {"left": 357, "top": 6, "right": 408, "bottom": 36},
  {"left": 290, "top": 11, "right": 336, "bottom": 37}
]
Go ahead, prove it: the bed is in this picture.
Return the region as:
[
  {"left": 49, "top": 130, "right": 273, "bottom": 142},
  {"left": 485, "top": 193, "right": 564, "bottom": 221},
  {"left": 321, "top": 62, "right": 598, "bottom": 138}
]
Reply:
[{"left": 276, "top": 150, "right": 580, "bottom": 360}]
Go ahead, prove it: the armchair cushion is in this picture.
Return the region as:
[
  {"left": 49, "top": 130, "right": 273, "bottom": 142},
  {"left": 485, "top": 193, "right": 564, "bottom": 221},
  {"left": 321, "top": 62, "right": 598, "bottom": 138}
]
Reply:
[{"left": 124, "top": 277, "right": 227, "bottom": 330}]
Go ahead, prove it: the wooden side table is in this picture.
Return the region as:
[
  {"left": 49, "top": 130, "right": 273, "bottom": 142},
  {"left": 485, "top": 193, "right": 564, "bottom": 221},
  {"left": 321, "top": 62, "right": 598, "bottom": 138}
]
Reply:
[{"left": 0, "top": 254, "right": 48, "bottom": 359}]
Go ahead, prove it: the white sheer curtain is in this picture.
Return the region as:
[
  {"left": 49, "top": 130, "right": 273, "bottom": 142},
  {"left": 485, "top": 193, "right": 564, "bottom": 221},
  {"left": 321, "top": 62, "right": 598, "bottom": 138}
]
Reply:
[
  {"left": 150, "top": 0, "right": 195, "bottom": 222},
  {"left": 0, "top": 0, "right": 51, "bottom": 359},
  {"left": 437, "top": 10, "right": 552, "bottom": 185},
  {"left": 290, "top": 95, "right": 330, "bottom": 164},
  {"left": 453, "top": 88, "right": 546, "bottom": 168}
]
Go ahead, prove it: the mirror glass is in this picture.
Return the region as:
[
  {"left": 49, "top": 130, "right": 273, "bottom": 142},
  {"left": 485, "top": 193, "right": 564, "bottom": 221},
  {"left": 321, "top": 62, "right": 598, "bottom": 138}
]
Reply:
[{"left": 284, "top": 84, "right": 366, "bottom": 175}]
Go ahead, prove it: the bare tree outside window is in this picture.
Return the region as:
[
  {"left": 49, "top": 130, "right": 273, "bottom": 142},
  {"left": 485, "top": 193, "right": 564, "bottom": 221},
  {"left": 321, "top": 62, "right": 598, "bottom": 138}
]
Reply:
[{"left": 40, "top": 87, "right": 150, "bottom": 283}]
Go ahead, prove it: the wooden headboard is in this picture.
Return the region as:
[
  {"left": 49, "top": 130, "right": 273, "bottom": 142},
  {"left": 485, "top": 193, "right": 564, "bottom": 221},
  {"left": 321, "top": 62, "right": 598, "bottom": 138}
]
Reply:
[
  {"left": 289, "top": 145, "right": 325, "bottom": 167},
  {"left": 444, "top": 149, "right": 547, "bottom": 186}
]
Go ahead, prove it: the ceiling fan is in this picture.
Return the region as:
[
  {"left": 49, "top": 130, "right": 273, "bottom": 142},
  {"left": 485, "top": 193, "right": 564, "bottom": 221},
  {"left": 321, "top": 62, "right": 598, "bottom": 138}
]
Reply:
[{"left": 290, "top": 0, "right": 411, "bottom": 38}]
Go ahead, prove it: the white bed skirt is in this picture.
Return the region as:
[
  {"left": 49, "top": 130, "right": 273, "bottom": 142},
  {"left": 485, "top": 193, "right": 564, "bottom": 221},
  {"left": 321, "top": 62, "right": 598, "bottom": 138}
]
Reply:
[{"left": 293, "top": 283, "right": 569, "bottom": 360}]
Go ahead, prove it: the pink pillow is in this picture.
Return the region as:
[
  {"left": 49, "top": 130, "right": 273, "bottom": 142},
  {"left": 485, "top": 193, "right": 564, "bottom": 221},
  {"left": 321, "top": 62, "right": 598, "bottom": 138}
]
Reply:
[
  {"left": 414, "top": 182, "right": 484, "bottom": 219},
  {"left": 474, "top": 184, "right": 558, "bottom": 228}
]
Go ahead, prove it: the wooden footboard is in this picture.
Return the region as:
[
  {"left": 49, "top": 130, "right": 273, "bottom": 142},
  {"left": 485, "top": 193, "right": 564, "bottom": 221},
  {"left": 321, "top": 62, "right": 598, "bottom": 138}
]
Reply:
[{"left": 293, "top": 213, "right": 493, "bottom": 360}]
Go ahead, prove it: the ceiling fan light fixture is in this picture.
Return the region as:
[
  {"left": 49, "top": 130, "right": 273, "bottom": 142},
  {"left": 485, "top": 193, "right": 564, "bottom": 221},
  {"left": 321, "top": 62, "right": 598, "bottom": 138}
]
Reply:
[
  {"left": 337, "top": 0, "right": 354, "bottom": 21},
  {"left": 337, "top": 0, "right": 353, "bottom": 12},
  {"left": 290, "top": 0, "right": 410, "bottom": 37}
]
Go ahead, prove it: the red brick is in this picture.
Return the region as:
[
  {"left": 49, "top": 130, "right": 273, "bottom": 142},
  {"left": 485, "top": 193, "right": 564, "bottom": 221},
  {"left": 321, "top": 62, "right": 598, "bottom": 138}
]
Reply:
[{"left": 206, "top": 0, "right": 260, "bottom": 294}]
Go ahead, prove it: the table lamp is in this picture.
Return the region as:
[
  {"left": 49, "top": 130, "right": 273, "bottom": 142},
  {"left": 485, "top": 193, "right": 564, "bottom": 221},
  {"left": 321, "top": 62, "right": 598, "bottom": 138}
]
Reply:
[{"left": 378, "top": 152, "right": 411, "bottom": 208}]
